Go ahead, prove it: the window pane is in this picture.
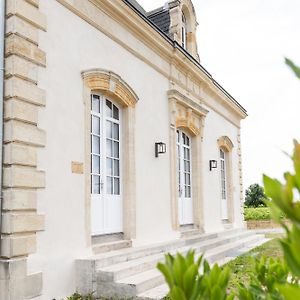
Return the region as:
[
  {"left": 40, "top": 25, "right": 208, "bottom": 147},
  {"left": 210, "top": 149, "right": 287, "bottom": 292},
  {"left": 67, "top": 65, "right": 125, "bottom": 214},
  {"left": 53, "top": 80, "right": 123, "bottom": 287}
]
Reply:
[
  {"left": 113, "top": 123, "right": 119, "bottom": 140},
  {"left": 106, "top": 139, "right": 112, "bottom": 157},
  {"left": 106, "top": 176, "right": 113, "bottom": 194},
  {"left": 114, "top": 159, "right": 120, "bottom": 176},
  {"left": 92, "top": 175, "right": 100, "bottom": 194},
  {"left": 113, "top": 105, "right": 119, "bottom": 120},
  {"left": 184, "top": 161, "right": 190, "bottom": 172},
  {"left": 91, "top": 95, "right": 100, "bottom": 113},
  {"left": 113, "top": 141, "right": 119, "bottom": 158},
  {"left": 184, "top": 148, "right": 190, "bottom": 160},
  {"left": 186, "top": 149, "right": 190, "bottom": 160},
  {"left": 106, "top": 121, "right": 112, "bottom": 138},
  {"left": 92, "top": 135, "right": 100, "bottom": 154},
  {"left": 185, "top": 173, "right": 191, "bottom": 185},
  {"left": 185, "top": 186, "right": 191, "bottom": 198},
  {"left": 114, "top": 178, "right": 120, "bottom": 195},
  {"left": 186, "top": 136, "right": 190, "bottom": 146},
  {"left": 106, "top": 100, "right": 112, "bottom": 117},
  {"left": 92, "top": 116, "right": 100, "bottom": 135},
  {"left": 177, "top": 130, "right": 180, "bottom": 143},
  {"left": 220, "top": 149, "right": 225, "bottom": 159},
  {"left": 92, "top": 155, "right": 100, "bottom": 174},
  {"left": 106, "top": 158, "right": 113, "bottom": 176}
]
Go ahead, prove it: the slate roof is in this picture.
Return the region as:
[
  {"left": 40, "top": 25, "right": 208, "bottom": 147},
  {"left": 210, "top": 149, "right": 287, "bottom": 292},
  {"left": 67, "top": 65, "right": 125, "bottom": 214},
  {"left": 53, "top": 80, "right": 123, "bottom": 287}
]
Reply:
[{"left": 147, "top": 7, "right": 171, "bottom": 37}]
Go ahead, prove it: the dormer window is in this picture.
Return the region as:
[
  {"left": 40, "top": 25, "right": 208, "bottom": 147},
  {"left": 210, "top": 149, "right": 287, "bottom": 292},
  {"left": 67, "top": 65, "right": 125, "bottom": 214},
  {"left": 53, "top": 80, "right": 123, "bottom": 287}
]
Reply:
[{"left": 182, "top": 12, "right": 187, "bottom": 49}]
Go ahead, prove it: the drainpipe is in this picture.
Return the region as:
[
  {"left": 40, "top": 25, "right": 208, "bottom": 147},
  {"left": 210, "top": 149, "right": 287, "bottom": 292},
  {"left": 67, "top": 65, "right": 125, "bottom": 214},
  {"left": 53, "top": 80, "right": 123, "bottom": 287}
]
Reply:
[{"left": 0, "top": 0, "right": 6, "bottom": 256}]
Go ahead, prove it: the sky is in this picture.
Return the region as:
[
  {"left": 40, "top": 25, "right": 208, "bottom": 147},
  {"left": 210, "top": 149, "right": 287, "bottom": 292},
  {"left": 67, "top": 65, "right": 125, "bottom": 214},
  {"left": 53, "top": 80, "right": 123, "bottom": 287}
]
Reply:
[{"left": 138, "top": 0, "right": 300, "bottom": 189}]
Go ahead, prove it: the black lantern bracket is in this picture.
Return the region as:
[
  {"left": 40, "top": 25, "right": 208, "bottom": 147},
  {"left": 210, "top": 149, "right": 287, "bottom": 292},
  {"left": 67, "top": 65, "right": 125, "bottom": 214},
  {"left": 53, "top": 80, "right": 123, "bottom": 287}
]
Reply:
[
  {"left": 155, "top": 142, "right": 166, "bottom": 157},
  {"left": 209, "top": 160, "right": 217, "bottom": 171}
]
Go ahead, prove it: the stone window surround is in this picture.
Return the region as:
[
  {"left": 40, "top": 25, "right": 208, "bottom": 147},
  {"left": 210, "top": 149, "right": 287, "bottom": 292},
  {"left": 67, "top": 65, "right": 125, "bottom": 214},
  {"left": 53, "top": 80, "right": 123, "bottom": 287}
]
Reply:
[
  {"left": 218, "top": 136, "right": 235, "bottom": 224},
  {"left": 168, "top": 89, "right": 208, "bottom": 231},
  {"left": 82, "top": 69, "right": 138, "bottom": 243}
]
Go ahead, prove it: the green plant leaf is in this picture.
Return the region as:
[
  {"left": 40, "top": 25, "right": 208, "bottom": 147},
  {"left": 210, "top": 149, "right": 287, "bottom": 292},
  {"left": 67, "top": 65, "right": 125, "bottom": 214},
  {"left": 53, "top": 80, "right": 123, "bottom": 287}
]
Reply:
[
  {"left": 285, "top": 58, "right": 300, "bottom": 79},
  {"left": 183, "top": 264, "right": 198, "bottom": 297},
  {"left": 157, "top": 262, "right": 174, "bottom": 289},
  {"left": 277, "top": 284, "right": 300, "bottom": 300},
  {"left": 170, "top": 286, "right": 187, "bottom": 300}
]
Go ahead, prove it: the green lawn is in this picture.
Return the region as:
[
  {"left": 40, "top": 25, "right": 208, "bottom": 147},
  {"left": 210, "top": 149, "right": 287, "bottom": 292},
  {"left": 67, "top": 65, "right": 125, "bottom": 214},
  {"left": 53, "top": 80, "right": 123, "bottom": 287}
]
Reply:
[{"left": 224, "top": 235, "right": 284, "bottom": 292}]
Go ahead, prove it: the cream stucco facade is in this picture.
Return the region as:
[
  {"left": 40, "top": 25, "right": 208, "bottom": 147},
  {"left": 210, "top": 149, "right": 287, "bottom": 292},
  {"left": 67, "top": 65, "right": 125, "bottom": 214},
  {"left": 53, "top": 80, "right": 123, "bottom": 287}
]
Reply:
[{"left": 0, "top": 0, "right": 247, "bottom": 299}]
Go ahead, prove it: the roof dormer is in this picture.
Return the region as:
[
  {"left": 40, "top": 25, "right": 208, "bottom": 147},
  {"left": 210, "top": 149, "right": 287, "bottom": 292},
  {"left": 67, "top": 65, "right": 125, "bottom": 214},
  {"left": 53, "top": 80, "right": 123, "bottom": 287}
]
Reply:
[
  {"left": 147, "top": 0, "right": 200, "bottom": 62},
  {"left": 169, "top": 0, "right": 200, "bottom": 61}
]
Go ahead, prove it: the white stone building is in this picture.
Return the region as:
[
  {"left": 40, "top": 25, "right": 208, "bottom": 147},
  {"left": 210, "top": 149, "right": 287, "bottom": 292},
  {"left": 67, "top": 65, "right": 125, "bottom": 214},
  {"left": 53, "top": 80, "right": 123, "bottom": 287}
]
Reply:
[{"left": 0, "top": 0, "right": 254, "bottom": 299}]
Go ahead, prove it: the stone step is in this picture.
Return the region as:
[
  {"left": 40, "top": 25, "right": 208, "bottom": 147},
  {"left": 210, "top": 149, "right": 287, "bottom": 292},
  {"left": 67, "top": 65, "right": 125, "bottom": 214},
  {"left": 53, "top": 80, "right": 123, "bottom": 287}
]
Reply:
[
  {"left": 76, "top": 229, "right": 266, "bottom": 299},
  {"left": 93, "top": 239, "right": 186, "bottom": 269},
  {"left": 137, "top": 283, "right": 169, "bottom": 300},
  {"left": 206, "top": 234, "right": 265, "bottom": 264},
  {"left": 96, "top": 230, "right": 254, "bottom": 282},
  {"left": 96, "top": 234, "right": 261, "bottom": 299},
  {"left": 180, "top": 227, "right": 202, "bottom": 238},
  {"left": 93, "top": 240, "right": 132, "bottom": 254},
  {"left": 93, "top": 228, "right": 247, "bottom": 269},
  {"left": 96, "top": 269, "right": 164, "bottom": 299},
  {"left": 136, "top": 235, "right": 267, "bottom": 300}
]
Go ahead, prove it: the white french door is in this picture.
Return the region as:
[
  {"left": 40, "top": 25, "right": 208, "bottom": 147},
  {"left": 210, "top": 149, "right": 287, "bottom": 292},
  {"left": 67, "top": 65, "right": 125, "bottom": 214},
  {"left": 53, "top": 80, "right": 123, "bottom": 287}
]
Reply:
[
  {"left": 177, "top": 130, "right": 193, "bottom": 225},
  {"left": 91, "top": 94, "right": 122, "bottom": 235},
  {"left": 220, "top": 149, "right": 228, "bottom": 220}
]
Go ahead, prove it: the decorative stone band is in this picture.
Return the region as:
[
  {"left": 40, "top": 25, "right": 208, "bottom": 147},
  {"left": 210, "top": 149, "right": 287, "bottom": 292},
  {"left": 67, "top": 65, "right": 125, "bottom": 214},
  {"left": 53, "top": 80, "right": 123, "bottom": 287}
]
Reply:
[
  {"left": 82, "top": 69, "right": 139, "bottom": 107},
  {"left": 1, "top": 0, "right": 46, "bottom": 299},
  {"left": 237, "top": 130, "right": 244, "bottom": 207}
]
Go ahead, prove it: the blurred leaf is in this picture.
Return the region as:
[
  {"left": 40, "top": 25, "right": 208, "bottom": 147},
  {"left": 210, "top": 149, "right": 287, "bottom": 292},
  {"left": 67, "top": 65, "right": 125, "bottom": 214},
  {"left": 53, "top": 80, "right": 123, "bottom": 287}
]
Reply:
[
  {"left": 277, "top": 284, "right": 300, "bottom": 300},
  {"left": 285, "top": 58, "right": 300, "bottom": 79}
]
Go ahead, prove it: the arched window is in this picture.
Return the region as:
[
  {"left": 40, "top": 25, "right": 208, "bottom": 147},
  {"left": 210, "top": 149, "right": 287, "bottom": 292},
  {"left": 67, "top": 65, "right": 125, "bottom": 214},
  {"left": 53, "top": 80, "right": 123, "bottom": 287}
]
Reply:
[
  {"left": 91, "top": 94, "right": 122, "bottom": 235},
  {"left": 182, "top": 12, "right": 187, "bottom": 49},
  {"left": 177, "top": 129, "right": 193, "bottom": 225},
  {"left": 217, "top": 136, "right": 234, "bottom": 221},
  {"left": 220, "top": 148, "right": 228, "bottom": 220}
]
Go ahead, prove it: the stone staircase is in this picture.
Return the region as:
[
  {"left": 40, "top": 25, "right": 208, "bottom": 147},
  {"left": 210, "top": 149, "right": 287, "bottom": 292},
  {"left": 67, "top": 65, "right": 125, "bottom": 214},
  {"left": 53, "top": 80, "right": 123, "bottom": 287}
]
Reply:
[{"left": 75, "top": 229, "right": 268, "bottom": 299}]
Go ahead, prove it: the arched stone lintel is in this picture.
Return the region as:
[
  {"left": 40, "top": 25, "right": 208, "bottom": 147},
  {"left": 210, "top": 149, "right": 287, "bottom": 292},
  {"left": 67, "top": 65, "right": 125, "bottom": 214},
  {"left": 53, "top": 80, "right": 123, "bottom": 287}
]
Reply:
[
  {"left": 82, "top": 69, "right": 139, "bottom": 107},
  {"left": 218, "top": 136, "right": 234, "bottom": 152},
  {"left": 175, "top": 117, "right": 200, "bottom": 137},
  {"left": 181, "top": 0, "right": 197, "bottom": 27}
]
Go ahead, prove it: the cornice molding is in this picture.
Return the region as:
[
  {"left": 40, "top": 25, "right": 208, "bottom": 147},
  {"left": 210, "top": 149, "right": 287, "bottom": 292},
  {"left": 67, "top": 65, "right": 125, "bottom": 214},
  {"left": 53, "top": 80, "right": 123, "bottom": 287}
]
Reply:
[
  {"left": 56, "top": 0, "right": 247, "bottom": 119},
  {"left": 168, "top": 89, "right": 208, "bottom": 117}
]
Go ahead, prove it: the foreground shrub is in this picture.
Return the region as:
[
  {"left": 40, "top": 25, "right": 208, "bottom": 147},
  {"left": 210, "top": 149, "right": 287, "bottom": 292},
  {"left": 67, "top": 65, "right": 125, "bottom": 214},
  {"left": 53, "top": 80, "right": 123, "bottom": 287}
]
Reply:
[
  {"left": 157, "top": 250, "right": 234, "bottom": 300},
  {"left": 66, "top": 293, "right": 94, "bottom": 300},
  {"left": 158, "top": 140, "right": 300, "bottom": 299}
]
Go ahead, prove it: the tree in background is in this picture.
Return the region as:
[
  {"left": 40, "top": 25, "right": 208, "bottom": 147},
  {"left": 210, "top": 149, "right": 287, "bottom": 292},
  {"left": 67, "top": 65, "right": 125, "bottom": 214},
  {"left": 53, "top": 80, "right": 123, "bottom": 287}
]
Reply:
[{"left": 244, "top": 183, "right": 267, "bottom": 207}]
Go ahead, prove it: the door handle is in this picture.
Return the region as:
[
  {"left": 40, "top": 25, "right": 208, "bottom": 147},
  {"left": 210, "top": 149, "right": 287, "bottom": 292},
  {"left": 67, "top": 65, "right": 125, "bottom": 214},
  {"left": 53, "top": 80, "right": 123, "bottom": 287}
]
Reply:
[{"left": 178, "top": 187, "right": 182, "bottom": 196}]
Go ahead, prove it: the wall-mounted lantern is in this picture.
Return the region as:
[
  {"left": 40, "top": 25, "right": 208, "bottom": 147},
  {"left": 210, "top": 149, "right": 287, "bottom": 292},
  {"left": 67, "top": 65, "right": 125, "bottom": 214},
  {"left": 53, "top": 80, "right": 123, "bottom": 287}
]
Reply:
[
  {"left": 209, "top": 160, "right": 217, "bottom": 171},
  {"left": 155, "top": 142, "right": 166, "bottom": 157}
]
